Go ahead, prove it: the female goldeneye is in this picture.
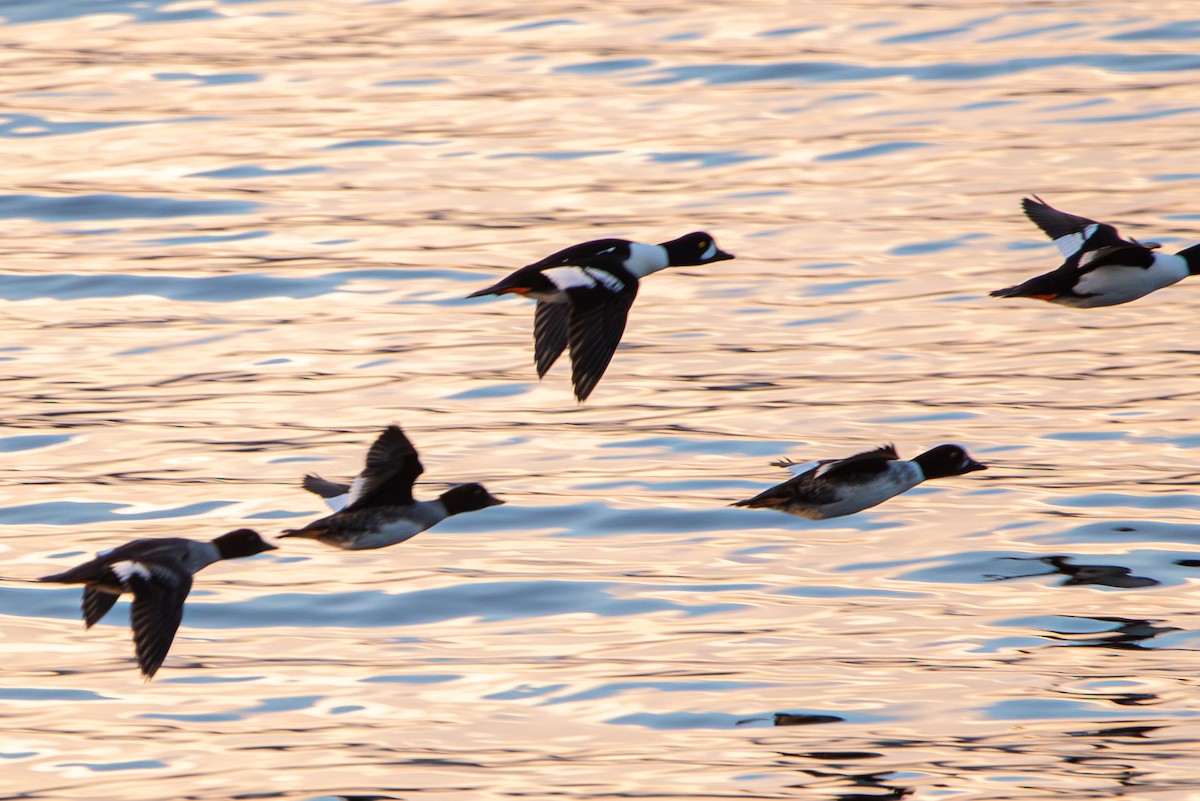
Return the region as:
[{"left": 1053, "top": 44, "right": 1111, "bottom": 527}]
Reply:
[
  {"left": 465, "top": 231, "right": 734, "bottom": 402},
  {"left": 281, "top": 424, "right": 504, "bottom": 550},
  {"left": 732, "top": 443, "right": 986, "bottom": 519},
  {"left": 38, "top": 528, "right": 277, "bottom": 679},
  {"left": 990, "top": 195, "right": 1200, "bottom": 307}
]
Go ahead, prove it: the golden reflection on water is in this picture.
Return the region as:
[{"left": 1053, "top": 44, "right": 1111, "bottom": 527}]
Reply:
[{"left": 5, "top": 0, "right": 1200, "bottom": 799}]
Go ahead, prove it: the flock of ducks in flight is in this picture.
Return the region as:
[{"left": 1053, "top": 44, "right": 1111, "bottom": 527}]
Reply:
[{"left": 26, "top": 196, "right": 1200, "bottom": 679}]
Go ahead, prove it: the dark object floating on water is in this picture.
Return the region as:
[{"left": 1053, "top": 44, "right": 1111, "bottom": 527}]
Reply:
[
  {"left": 735, "top": 711, "right": 844, "bottom": 727},
  {"left": 774, "top": 712, "right": 845, "bottom": 726}
]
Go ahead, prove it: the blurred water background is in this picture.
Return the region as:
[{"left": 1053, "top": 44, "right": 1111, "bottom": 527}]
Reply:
[{"left": 5, "top": 1, "right": 1200, "bottom": 798}]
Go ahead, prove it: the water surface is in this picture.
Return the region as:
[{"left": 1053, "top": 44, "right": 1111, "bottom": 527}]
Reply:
[{"left": 4, "top": 1, "right": 1200, "bottom": 799}]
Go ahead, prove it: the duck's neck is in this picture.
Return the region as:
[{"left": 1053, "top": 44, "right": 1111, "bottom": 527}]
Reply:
[
  {"left": 625, "top": 243, "right": 671, "bottom": 278},
  {"left": 1177, "top": 243, "right": 1200, "bottom": 275}
]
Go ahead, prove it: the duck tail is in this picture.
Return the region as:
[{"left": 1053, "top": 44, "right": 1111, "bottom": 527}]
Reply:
[
  {"left": 730, "top": 492, "right": 787, "bottom": 510},
  {"left": 277, "top": 529, "right": 318, "bottom": 540}
]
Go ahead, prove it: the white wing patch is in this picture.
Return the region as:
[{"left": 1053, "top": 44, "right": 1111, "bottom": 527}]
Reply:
[
  {"left": 112, "top": 561, "right": 152, "bottom": 584},
  {"left": 545, "top": 266, "right": 600, "bottom": 291},
  {"left": 780, "top": 460, "right": 820, "bottom": 477},
  {"left": 322, "top": 493, "right": 350, "bottom": 512},
  {"left": 544, "top": 266, "right": 627, "bottom": 294},
  {"left": 346, "top": 475, "right": 368, "bottom": 508},
  {"left": 583, "top": 267, "right": 625, "bottom": 292},
  {"left": 1052, "top": 223, "right": 1097, "bottom": 260}
]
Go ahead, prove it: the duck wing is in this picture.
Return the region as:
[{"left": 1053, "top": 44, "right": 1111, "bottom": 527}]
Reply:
[
  {"left": 82, "top": 587, "right": 119, "bottom": 629},
  {"left": 116, "top": 561, "right": 192, "bottom": 679},
  {"left": 566, "top": 284, "right": 637, "bottom": 402},
  {"left": 1022, "top": 196, "right": 1130, "bottom": 264},
  {"left": 345, "top": 425, "right": 425, "bottom": 510},
  {"left": 815, "top": 444, "right": 900, "bottom": 482},
  {"left": 533, "top": 301, "right": 570, "bottom": 377}
]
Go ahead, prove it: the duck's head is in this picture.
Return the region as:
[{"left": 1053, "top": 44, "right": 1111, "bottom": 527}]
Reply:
[
  {"left": 214, "top": 528, "right": 279, "bottom": 559},
  {"left": 440, "top": 483, "right": 505, "bottom": 515},
  {"left": 658, "top": 232, "right": 734, "bottom": 267}
]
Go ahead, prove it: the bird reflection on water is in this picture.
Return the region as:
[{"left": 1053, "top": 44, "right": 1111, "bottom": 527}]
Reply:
[{"left": 986, "top": 555, "right": 1159, "bottom": 589}]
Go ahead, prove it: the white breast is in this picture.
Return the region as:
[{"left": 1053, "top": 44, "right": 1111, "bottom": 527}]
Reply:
[
  {"left": 811, "top": 462, "right": 925, "bottom": 519},
  {"left": 1074, "top": 253, "right": 1188, "bottom": 306},
  {"left": 624, "top": 243, "right": 670, "bottom": 277},
  {"left": 344, "top": 519, "right": 428, "bottom": 550},
  {"left": 343, "top": 502, "right": 448, "bottom": 550},
  {"left": 180, "top": 541, "right": 222, "bottom": 572}
]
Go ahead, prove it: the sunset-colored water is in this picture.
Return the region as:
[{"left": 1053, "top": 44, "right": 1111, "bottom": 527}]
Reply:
[{"left": 5, "top": 1, "right": 1200, "bottom": 798}]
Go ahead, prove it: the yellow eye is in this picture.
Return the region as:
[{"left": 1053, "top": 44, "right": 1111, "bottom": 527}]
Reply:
[{"left": 698, "top": 241, "right": 708, "bottom": 249}]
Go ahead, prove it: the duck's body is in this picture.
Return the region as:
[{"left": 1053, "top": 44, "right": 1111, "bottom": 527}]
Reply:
[
  {"left": 282, "top": 425, "right": 503, "bottom": 550},
  {"left": 38, "top": 528, "right": 277, "bottom": 679},
  {"left": 732, "top": 444, "right": 986, "bottom": 520},
  {"left": 466, "top": 232, "right": 733, "bottom": 401},
  {"left": 990, "top": 196, "right": 1200, "bottom": 307}
]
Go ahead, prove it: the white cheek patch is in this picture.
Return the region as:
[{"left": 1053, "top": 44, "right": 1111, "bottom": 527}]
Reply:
[
  {"left": 112, "top": 560, "right": 152, "bottom": 584},
  {"left": 700, "top": 240, "right": 718, "bottom": 261}
]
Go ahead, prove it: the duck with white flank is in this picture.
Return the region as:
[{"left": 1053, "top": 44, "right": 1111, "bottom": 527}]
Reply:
[
  {"left": 38, "top": 528, "right": 277, "bottom": 679},
  {"left": 990, "top": 195, "right": 1200, "bottom": 307},
  {"left": 466, "top": 232, "right": 734, "bottom": 402},
  {"left": 281, "top": 424, "right": 504, "bottom": 550},
  {"left": 732, "top": 444, "right": 986, "bottom": 520}
]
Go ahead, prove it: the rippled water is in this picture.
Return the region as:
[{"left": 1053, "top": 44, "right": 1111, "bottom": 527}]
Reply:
[{"left": 5, "top": 1, "right": 1200, "bottom": 798}]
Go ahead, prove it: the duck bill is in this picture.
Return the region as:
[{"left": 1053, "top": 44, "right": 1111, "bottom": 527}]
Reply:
[
  {"left": 965, "top": 459, "right": 988, "bottom": 473},
  {"left": 485, "top": 495, "right": 506, "bottom": 507},
  {"left": 710, "top": 249, "right": 735, "bottom": 262}
]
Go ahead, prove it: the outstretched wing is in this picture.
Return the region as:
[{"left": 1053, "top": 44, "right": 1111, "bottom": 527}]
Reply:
[
  {"left": 1023, "top": 196, "right": 1128, "bottom": 263},
  {"left": 82, "top": 587, "right": 119, "bottom": 629},
  {"left": 119, "top": 563, "right": 192, "bottom": 679},
  {"left": 345, "top": 425, "right": 425, "bottom": 510},
  {"left": 815, "top": 444, "right": 900, "bottom": 482},
  {"left": 533, "top": 302, "right": 570, "bottom": 377},
  {"left": 567, "top": 288, "right": 636, "bottom": 402},
  {"left": 302, "top": 473, "right": 351, "bottom": 499}
]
